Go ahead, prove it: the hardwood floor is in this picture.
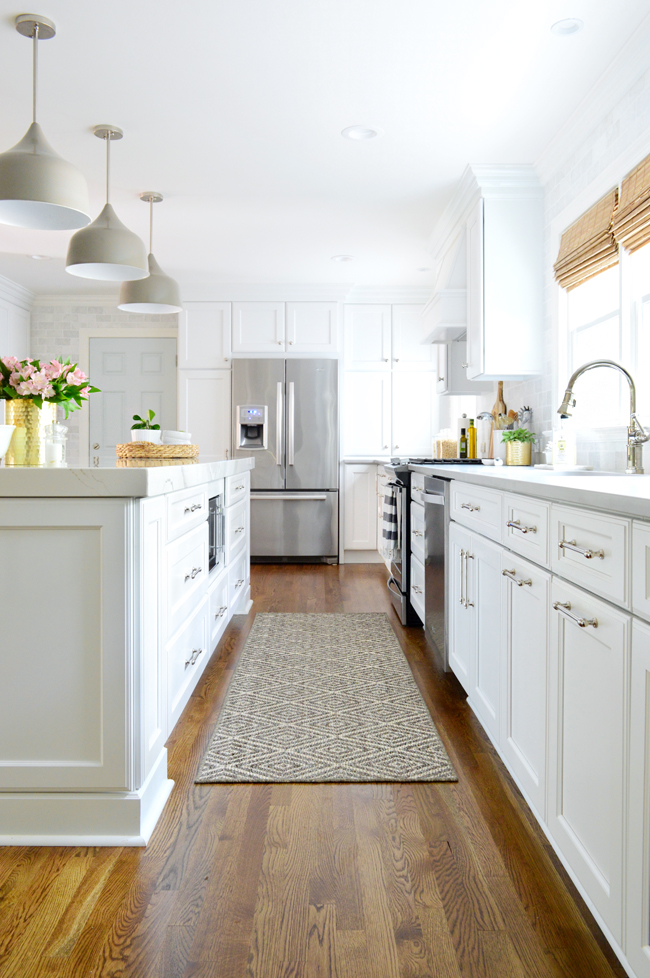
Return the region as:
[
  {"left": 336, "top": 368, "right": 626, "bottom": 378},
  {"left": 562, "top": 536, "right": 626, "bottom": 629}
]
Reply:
[{"left": 0, "top": 563, "right": 628, "bottom": 978}]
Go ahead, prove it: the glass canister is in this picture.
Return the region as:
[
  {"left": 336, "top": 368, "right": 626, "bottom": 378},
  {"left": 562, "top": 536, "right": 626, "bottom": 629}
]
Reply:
[{"left": 44, "top": 422, "right": 68, "bottom": 466}]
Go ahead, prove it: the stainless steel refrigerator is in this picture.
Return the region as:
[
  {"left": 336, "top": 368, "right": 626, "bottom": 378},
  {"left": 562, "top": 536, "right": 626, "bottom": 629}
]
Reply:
[{"left": 232, "top": 358, "right": 339, "bottom": 561}]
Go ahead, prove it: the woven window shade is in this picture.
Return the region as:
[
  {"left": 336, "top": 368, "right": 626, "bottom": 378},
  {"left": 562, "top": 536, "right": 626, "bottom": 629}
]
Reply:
[
  {"left": 553, "top": 189, "right": 619, "bottom": 291},
  {"left": 612, "top": 153, "right": 650, "bottom": 253}
]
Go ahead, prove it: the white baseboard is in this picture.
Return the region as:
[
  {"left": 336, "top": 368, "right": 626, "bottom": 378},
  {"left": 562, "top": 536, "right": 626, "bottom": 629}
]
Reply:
[{"left": 344, "top": 550, "right": 384, "bottom": 564}]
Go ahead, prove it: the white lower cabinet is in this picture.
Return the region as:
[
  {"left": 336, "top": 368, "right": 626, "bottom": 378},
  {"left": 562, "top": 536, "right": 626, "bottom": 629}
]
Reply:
[
  {"left": 500, "top": 551, "right": 549, "bottom": 819},
  {"left": 167, "top": 595, "right": 210, "bottom": 731},
  {"left": 547, "top": 577, "right": 629, "bottom": 943},
  {"left": 627, "top": 618, "right": 650, "bottom": 978},
  {"left": 209, "top": 566, "right": 230, "bottom": 650},
  {"left": 449, "top": 521, "right": 473, "bottom": 691},
  {"left": 410, "top": 553, "right": 425, "bottom": 622},
  {"left": 343, "top": 463, "right": 378, "bottom": 550}
]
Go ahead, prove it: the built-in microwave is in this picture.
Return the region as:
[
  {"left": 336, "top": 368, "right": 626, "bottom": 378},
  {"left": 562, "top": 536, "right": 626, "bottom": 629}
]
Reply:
[{"left": 208, "top": 493, "right": 224, "bottom": 572}]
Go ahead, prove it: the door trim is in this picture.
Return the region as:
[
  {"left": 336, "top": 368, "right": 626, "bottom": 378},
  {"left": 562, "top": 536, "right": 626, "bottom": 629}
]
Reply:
[{"left": 79, "top": 327, "right": 178, "bottom": 467}]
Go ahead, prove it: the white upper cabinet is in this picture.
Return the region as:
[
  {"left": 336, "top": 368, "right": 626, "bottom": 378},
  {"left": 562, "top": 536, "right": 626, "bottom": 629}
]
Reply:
[
  {"left": 286, "top": 302, "right": 339, "bottom": 354},
  {"left": 231, "top": 302, "right": 285, "bottom": 353},
  {"left": 179, "top": 302, "right": 231, "bottom": 369},
  {"left": 342, "top": 371, "right": 391, "bottom": 456},
  {"left": 177, "top": 369, "right": 231, "bottom": 461},
  {"left": 391, "top": 304, "right": 434, "bottom": 370},
  {"left": 391, "top": 371, "right": 437, "bottom": 456},
  {"left": 0, "top": 297, "right": 30, "bottom": 361},
  {"left": 344, "top": 304, "right": 391, "bottom": 369}
]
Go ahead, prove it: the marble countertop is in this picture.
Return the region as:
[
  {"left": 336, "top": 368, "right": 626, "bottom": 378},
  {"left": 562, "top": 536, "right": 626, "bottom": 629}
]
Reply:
[
  {"left": 0, "top": 457, "right": 254, "bottom": 498},
  {"left": 408, "top": 462, "right": 650, "bottom": 520}
]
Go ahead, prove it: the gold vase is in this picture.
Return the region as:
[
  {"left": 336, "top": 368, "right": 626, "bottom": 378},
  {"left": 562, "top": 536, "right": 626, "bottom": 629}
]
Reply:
[
  {"left": 4, "top": 400, "right": 57, "bottom": 465},
  {"left": 505, "top": 441, "right": 532, "bottom": 466}
]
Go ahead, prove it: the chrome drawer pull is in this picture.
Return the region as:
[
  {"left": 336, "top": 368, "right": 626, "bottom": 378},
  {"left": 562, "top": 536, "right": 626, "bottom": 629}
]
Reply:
[
  {"left": 234, "top": 526, "right": 245, "bottom": 533},
  {"left": 412, "top": 584, "right": 423, "bottom": 594},
  {"left": 235, "top": 578, "right": 245, "bottom": 588},
  {"left": 234, "top": 483, "right": 245, "bottom": 491},
  {"left": 553, "top": 600, "right": 598, "bottom": 629},
  {"left": 461, "top": 502, "right": 480, "bottom": 512},
  {"left": 215, "top": 606, "right": 227, "bottom": 619},
  {"left": 183, "top": 503, "right": 203, "bottom": 515},
  {"left": 465, "top": 552, "right": 474, "bottom": 607},
  {"left": 184, "top": 566, "right": 203, "bottom": 582},
  {"left": 413, "top": 529, "right": 423, "bottom": 537},
  {"left": 506, "top": 519, "right": 537, "bottom": 535},
  {"left": 502, "top": 569, "right": 532, "bottom": 587},
  {"left": 459, "top": 548, "right": 465, "bottom": 606},
  {"left": 559, "top": 539, "right": 605, "bottom": 560},
  {"left": 184, "top": 647, "right": 203, "bottom": 668}
]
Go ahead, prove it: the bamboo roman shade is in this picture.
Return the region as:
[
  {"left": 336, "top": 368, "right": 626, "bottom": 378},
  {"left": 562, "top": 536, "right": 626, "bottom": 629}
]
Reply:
[
  {"left": 553, "top": 189, "right": 619, "bottom": 291},
  {"left": 612, "top": 152, "right": 650, "bottom": 253}
]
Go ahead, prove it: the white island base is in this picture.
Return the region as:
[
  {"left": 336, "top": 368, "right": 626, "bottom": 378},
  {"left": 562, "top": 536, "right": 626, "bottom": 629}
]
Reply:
[{"left": 0, "top": 458, "right": 253, "bottom": 846}]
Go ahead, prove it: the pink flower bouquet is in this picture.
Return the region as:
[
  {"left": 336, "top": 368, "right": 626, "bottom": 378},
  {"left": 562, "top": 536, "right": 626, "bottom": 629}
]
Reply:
[{"left": 0, "top": 356, "right": 100, "bottom": 418}]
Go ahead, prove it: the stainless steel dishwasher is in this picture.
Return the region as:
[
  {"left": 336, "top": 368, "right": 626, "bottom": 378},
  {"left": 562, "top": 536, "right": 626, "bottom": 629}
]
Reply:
[{"left": 422, "top": 475, "right": 451, "bottom": 669}]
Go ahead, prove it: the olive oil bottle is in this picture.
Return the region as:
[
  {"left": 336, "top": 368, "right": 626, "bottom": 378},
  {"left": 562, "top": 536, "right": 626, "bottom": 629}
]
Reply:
[
  {"left": 459, "top": 427, "right": 467, "bottom": 459},
  {"left": 468, "top": 419, "right": 477, "bottom": 459}
]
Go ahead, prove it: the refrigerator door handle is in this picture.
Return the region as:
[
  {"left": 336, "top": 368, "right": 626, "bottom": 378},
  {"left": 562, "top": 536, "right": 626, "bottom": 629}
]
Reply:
[
  {"left": 288, "top": 381, "right": 295, "bottom": 466},
  {"left": 251, "top": 493, "right": 328, "bottom": 501},
  {"left": 276, "top": 381, "right": 283, "bottom": 464}
]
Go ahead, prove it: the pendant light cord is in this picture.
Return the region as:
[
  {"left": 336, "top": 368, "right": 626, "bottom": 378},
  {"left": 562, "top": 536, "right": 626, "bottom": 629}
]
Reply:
[
  {"left": 105, "top": 134, "right": 110, "bottom": 205},
  {"left": 32, "top": 23, "right": 39, "bottom": 123},
  {"left": 149, "top": 198, "right": 153, "bottom": 253}
]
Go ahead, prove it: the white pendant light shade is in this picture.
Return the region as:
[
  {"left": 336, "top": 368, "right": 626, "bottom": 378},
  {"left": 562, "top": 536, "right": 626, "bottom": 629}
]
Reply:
[
  {"left": 0, "top": 15, "right": 90, "bottom": 230},
  {"left": 66, "top": 202, "right": 148, "bottom": 281},
  {"left": 66, "top": 126, "right": 148, "bottom": 281},
  {"left": 118, "top": 253, "right": 182, "bottom": 312}
]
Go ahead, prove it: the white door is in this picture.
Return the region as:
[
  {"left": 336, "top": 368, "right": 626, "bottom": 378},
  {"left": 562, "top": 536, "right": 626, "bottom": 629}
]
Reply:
[
  {"left": 548, "top": 577, "right": 629, "bottom": 942},
  {"left": 179, "top": 302, "right": 231, "bottom": 368},
  {"left": 343, "top": 464, "right": 377, "bottom": 550},
  {"left": 466, "top": 197, "right": 484, "bottom": 380},
  {"left": 178, "top": 369, "right": 231, "bottom": 462},
  {"left": 391, "top": 304, "right": 434, "bottom": 370},
  {"left": 628, "top": 618, "right": 650, "bottom": 978},
  {"left": 469, "top": 532, "right": 502, "bottom": 744},
  {"left": 391, "top": 371, "right": 437, "bottom": 456},
  {"left": 448, "top": 520, "right": 473, "bottom": 692},
  {"left": 344, "top": 304, "right": 391, "bottom": 369},
  {"left": 500, "top": 552, "right": 550, "bottom": 819},
  {"left": 286, "top": 302, "right": 339, "bottom": 354},
  {"left": 89, "top": 337, "right": 177, "bottom": 463},
  {"left": 342, "top": 372, "right": 391, "bottom": 457},
  {"left": 231, "top": 302, "right": 285, "bottom": 353}
]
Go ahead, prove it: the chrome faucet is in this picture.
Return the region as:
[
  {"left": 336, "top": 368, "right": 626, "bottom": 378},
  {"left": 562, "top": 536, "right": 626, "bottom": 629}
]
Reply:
[{"left": 558, "top": 359, "right": 649, "bottom": 474}]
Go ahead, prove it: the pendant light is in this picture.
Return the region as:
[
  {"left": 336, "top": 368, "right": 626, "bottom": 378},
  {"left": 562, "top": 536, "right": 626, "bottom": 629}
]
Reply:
[
  {"left": 118, "top": 193, "right": 182, "bottom": 313},
  {"left": 0, "top": 14, "right": 90, "bottom": 230},
  {"left": 66, "top": 126, "right": 148, "bottom": 281}
]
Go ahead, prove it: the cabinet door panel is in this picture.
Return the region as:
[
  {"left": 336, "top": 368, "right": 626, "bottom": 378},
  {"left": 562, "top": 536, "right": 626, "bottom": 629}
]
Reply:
[
  {"left": 342, "top": 372, "right": 391, "bottom": 457},
  {"left": 344, "top": 304, "right": 391, "bottom": 369},
  {"left": 548, "top": 578, "right": 628, "bottom": 941},
  {"left": 391, "top": 371, "right": 437, "bottom": 456},
  {"left": 628, "top": 618, "right": 650, "bottom": 978},
  {"left": 232, "top": 302, "right": 285, "bottom": 353},
  {"left": 344, "top": 464, "right": 378, "bottom": 550},
  {"left": 633, "top": 520, "right": 650, "bottom": 622},
  {"left": 178, "top": 369, "right": 231, "bottom": 462},
  {"left": 469, "top": 533, "right": 501, "bottom": 743},
  {"left": 286, "top": 302, "right": 339, "bottom": 353},
  {"left": 179, "top": 302, "right": 231, "bottom": 368},
  {"left": 466, "top": 197, "right": 484, "bottom": 380},
  {"left": 500, "top": 552, "right": 549, "bottom": 818},
  {"left": 448, "top": 521, "right": 473, "bottom": 692},
  {"left": 391, "top": 304, "right": 434, "bottom": 370}
]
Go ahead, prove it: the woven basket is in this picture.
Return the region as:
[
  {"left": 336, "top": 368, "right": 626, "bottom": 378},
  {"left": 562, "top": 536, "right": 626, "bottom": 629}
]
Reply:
[{"left": 116, "top": 442, "right": 199, "bottom": 459}]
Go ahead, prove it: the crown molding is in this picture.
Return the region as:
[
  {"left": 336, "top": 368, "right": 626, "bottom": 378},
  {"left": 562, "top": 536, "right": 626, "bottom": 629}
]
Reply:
[
  {"left": 343, "top": 286, "right": 432, "bottom": 304},
  {"left": 535, "top": 10, "right": 650, "bottom": 185},
  {"left": 0, "top": 273, "right": 35, "bottom": 311}
]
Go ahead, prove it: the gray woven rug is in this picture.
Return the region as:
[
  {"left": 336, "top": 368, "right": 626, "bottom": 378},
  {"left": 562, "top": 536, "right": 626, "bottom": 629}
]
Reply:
[{"left": 196, "top": 613, "right": 456, "bottom": 783}]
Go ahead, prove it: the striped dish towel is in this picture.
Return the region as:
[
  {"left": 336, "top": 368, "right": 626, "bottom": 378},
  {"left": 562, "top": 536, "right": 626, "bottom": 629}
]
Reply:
[{"left": 381, "top": 488, "right": 398, "bottom": 559}]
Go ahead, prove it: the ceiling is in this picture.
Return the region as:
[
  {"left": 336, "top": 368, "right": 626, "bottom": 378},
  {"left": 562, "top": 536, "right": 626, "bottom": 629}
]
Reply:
[{"left": 0, "top": 0, "right": 647, "bottom": 296}]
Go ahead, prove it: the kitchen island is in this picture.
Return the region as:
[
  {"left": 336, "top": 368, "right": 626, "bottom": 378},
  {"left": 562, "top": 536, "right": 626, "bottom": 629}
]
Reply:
[{"left": 0, "top": 458, "right": 253, "bottom": 846}]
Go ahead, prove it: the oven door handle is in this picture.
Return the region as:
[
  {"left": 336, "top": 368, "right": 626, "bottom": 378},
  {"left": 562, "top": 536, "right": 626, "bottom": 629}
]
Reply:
[
  {"left": 422, "top": 492, "right": 444, "bottom": 505},
  {"left": 387, "top": 577, "right": 403, "bottom": 600}
]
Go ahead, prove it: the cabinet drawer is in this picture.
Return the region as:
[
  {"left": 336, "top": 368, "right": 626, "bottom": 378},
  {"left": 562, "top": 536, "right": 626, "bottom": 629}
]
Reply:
[
  {"left": 411, "top": 472, "right": 424, "bottom": 505},
  {"left": 166, "top": 486, "right": 208, "bottom": 543},
  {"left": 225, "top": 470, "right": 250, "bottom": 508},
  {"left": 503, "top": 493, "right": 549, "bottom": 567},
  {"left": 551, "top": 505, "right": 630, "bottom": 608},
  {"left": 225, "top": 497, "right": 248, "bottom": 564},
  {"left": 168, "top": 595, "right": 209, "bottom": 730},
  {"left": 632, "top": 520, "right": 650, "bottom": 622},
  {"left": 209, "top": 566, "right": 230, "bottom": 649},
  {"left": 410, "top": 501, "right": 425, "bottom": 562},
  {"left": 167, "top": 522, "right": 209, "bottom": 638},
  {"left": 410, "top": 553, "right": 425, "bottom": 622},
  {"left": 229, "top": 547, "right": 249, "bottom": 609},
  {"left": 450, "top": 481, "right": 502, "bottom": 542}
]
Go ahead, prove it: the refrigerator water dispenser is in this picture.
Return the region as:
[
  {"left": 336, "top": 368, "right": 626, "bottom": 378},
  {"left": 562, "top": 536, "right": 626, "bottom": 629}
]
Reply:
[{"left": 237, "top": 405, "right": 268, "bottom": 449}]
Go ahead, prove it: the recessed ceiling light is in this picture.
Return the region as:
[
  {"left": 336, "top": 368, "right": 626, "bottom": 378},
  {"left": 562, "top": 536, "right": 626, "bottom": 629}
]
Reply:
[
  {"left": 29, "top": 254, "right": 52, "bottom": 260},
  {"left": 341, "top": 126, "right": 382, "bottom": 140},
  {"left": 331, "top": 254, "right": 354, "bottom": 262},
  {"left": 417, "top": 267, "right": 432, "bottom": 272},
  {"left": 551, "top": 18, "right": 584, "bottom": 35}
]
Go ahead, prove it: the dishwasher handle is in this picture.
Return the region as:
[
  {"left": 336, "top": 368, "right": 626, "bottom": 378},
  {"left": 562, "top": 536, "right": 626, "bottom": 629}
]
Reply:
[{"left": 422, "top": 491, "right": 444, "bottom": 505}]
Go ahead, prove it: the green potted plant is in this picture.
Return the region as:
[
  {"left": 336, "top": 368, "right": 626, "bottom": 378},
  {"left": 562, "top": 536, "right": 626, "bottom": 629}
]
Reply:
[
  {"left": 131, "top": 409, "right": 162, "bottom": 444},
  {"left": 501, "top": 428, "right": 536, "bottom": 466}
]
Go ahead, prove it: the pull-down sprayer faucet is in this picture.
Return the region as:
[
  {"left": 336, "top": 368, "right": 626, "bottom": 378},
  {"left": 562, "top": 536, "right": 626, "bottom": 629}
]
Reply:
[{"left": 557, "top": 359, "right": 649, "bottom": 474}]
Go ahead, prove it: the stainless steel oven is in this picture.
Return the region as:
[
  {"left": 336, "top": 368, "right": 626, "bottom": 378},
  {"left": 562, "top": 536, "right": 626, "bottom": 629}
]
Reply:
[
  {"left": 208, "top": 493, "right": 224, "bottom": 572},
  {"left": 422, "top": 475, "right": 451, "bottom": 669}
]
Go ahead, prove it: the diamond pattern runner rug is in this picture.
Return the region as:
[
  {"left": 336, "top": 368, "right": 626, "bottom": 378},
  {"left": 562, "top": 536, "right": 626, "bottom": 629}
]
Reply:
[{"left": 196, "top": 613, "right": 456, "bottom": 783}]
